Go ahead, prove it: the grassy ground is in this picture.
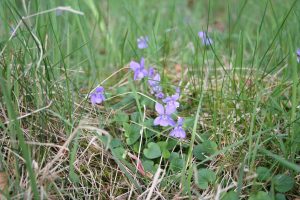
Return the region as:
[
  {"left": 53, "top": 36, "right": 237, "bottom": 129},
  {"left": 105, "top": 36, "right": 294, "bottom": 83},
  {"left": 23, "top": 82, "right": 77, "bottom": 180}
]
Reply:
[{"left": 0, "top": 0, "right": 299, "bottom": 199}]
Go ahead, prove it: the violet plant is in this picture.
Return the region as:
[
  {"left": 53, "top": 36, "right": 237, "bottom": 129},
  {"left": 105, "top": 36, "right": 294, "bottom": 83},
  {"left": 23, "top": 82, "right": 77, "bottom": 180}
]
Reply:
[
  {"left": 90, "top": 86, "right": 105, "bottom": 105},
  {"left": 153, "top": 102, "right": 176, "bottom": 127},
  {"left": 129, "top": 55, "right": 186, "bottom": 139},
  {"left": 170, "top": 117, "right": 186, "bottom": 139},
  {"left": 198, "top": 31, "right": 213, "bottom": 46},
  {"left": 130, "top": 57, "right": 148, "bottom": 80},
  {"left": 137, "top": 36, "right": 149, "bottom": 49}
]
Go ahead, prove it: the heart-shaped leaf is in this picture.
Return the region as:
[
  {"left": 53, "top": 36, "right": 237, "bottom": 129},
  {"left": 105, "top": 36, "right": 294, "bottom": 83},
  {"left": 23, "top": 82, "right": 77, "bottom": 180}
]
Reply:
[
  {"left": 272, "top": 174, "right": 294, "bottom": 193},
  {"left": 193, "top": 144, "right": 206, "bottom": 160},
  {"left": 143, "top": 142, "right": 161, "bottom": 159},
  {"left": 169, "top": 152, "right": 184, "bottom": 172},
  {"left": 221, "top": 190, "right": 238, "bottom": 200},
  {"left": 142, "top": 159, "right": 157, "bottom": 174},
  {"left": 157, "top": 141, "right": 170, "bottom": 159},
  {"left": 275, "top": 193, "right": 286, "bottom": 200},
  {"left": 256, "top": 167, "right": 271, "bottom": 181},
  {"left": 111, "top": 147, "right": 126, "bottom": 159},
  {"left": 167, "top": 139, "right": 178, "bottom": 150},
  {"left": 249, "top": 191, "right": 271, "bottom": 200},
  {"left": 197, "top": 168, "right": 216, "bottom": 189},
  {"left": 202, "top": 140, "right": 218, "bottom": 154},
  {"left": 124, "top": 123, "right": 141, "bottom": 145},
  {"left": 193, "top": 140, "right": 218, "bottom": 161},
  {"left": 113, "top": 112, "right": 129, "bottom": 124}
]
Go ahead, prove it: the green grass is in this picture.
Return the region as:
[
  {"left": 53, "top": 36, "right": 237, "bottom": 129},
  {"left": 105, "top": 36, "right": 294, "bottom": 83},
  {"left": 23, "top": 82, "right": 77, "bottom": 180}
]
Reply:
[{"left": 0, "top": 0, "right": 299, "bottom": 199}]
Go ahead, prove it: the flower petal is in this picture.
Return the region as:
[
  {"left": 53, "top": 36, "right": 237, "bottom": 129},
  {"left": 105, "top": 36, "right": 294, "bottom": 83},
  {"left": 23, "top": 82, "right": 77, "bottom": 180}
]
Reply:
[
  {"left": 142, "top": 69, "right": 148, "bottom": 76},
  {"left": 148, "top": 67, "right": 154, "bottom": 77},
  {"left": 162, "top": 96, "right": 172, "bottom": 103},
  {"left": 155, "top": 92, "right": 164, "bottom": 99},
  {"left": 136, "top": 71, "right": 146, "bottom": 80},
  {"left": 130, "top": 61, "right": 140, "bottom": 71},
  {"left": 154, "top": 116, "right": 162, "bottom": 126},
  {"left": 171, "top": 93, "right": 179, "bottom": 101},
  {"left": 198, "top": 31, "right": 205, "bottom": 38},
  {"left": 170, "top": 127, "right": 186, "bottom": 139},
  {"left": 177, "top": 117, "right": 184, "bottom": 126},
  {"left": 166, "top": 116, "right": 176, "bottom": 126},
  {"left": 165, "top": 103, "right": 176, "bottom": 115},
  {"left": 155, "top": 103, "right": 165, "bottom": 115},
  {"left": 95, "top": 86, "right": 104, "bottom": 93}
]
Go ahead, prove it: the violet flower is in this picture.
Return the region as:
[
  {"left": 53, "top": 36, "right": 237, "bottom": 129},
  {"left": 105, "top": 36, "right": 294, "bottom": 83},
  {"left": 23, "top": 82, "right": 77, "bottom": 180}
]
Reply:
[
  {"left": 148, "top": 73, "right": 161, "bottom": 87},
  {"left": 170, "top": 117, "right": 186, "bottom": 139},
  {"left": 130, "top": 57, "right": 148, "bottom": 80},
  {"left": 153, "top": 103, "right": 176, "bottom": 127},
  {"left": 155, "top": 91, "right": 165, "bottom": 99},
  {"left": 297, "top": 49, "right": 300, "bottom": 63},
  {"left": 163, "top": 89, "right": 180, "bottom": 113},
  {"left": 137, "top": 36, "right": 149, "bottom": 49},
  {"left": 198, "top": 31, "right": 213, "bottom": 46},
  {"left": 90, "top": 86, "right": 105, "bottom": 105},
  {"left": 147, "top": 67, "right": 165, "bottom": 98}
]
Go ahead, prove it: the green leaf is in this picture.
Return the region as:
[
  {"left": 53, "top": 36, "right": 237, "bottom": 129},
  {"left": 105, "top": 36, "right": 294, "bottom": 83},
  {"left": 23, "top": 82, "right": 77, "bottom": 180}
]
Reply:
[
  {"left": 143, "top": 119, "right": 156, "bottom": 138},
  {"left": 221, "top": 190, "right": 238, "bottom": 200},
  {"left": 157, "top": 141, "right": 170, "bottom": 158},
  {"left": 111, "top": 147, "right": 126, "bottom": 160},
  {"left": 130, "top": 112, "right": 140, "bottom": 122},
  {"left": 142, "top": 159, "right": 157, "bottom": 174},
  {"left": 197, "top": 168, "right": 216, "bottom": 189},
  {"left": 193, "top": 140, "right": 218, "bottom": 161},
  {"left": 256, "top": 167, "right": 271, "bottom": 181},
  {"left": 202, "top": 140, "right": 218, "bottom": 154},
  {"left": 167, "top": 139, "right": 178, "bottom": 150},
  {"left": 272, "top": 174, "right": 294, "bottom": 193},
  {"left": 98, "top": 134, "right": 112, "bottom": 147},
  {"left": 193, "top": 144, "right": 206, "bottom": 160},
  {"left": 113, "top": 111, "right": 129, "bottom": 124},
  {"left": 124, "top": 123, "right": 141, "bottom": 145},
  {"left": 110, "top": 138, "right": 123, "bottom": 148},
  {"left": 184, "top": 117, "right": 195, "bottom": 128},
  {"left": 133, "top": 142, "right": 140, "bottom": 153},
  {"left": 143, "top": 142, "right": 161, "bottom": 159},
  {"left": 275, "top": 193, "right": 286, "bottom": 200},
  {"left": 169, "top": 152, "right": 184, "bottom": 172},
  {"left": 249, "top": 191, "right": 271, "bottom": 200}
]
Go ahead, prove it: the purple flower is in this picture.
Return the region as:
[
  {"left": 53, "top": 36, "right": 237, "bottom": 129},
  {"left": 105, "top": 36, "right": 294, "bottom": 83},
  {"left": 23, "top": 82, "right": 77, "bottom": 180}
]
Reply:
[
  {"left": 297, "top": 49, "right": 300, "bottom": 63},
  {"left": 130, "top": 57, "right": 148, "bottom": 80},
  {"left": 148, "top": 73, "right": 161, "bottom": 87},
  {"left": 163, "top": 89, "right": 180, "bottom": 113},
  {"left": 153, "top": 103, "right": 176, "bottom": 127},
  {"left": 137, "top": 36, "right": 149, "bottom": 49},
  {"left": 198, "top": 31, "right": 213, "bottom": 46},
  {"left": 151, "top": 85, "right": 163, "bottom": 94},
  {"left": 147, "top": 67, "right": 165, "bottom": 98},
  {"left": 90, "top": 86, "right": 105, "bottom": 105},
  {"left": 155, "top": 91, "right": 165, "bottom": 99},
  {"left": 170, "top": 117, "right": 186, "bottom": 139}
]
